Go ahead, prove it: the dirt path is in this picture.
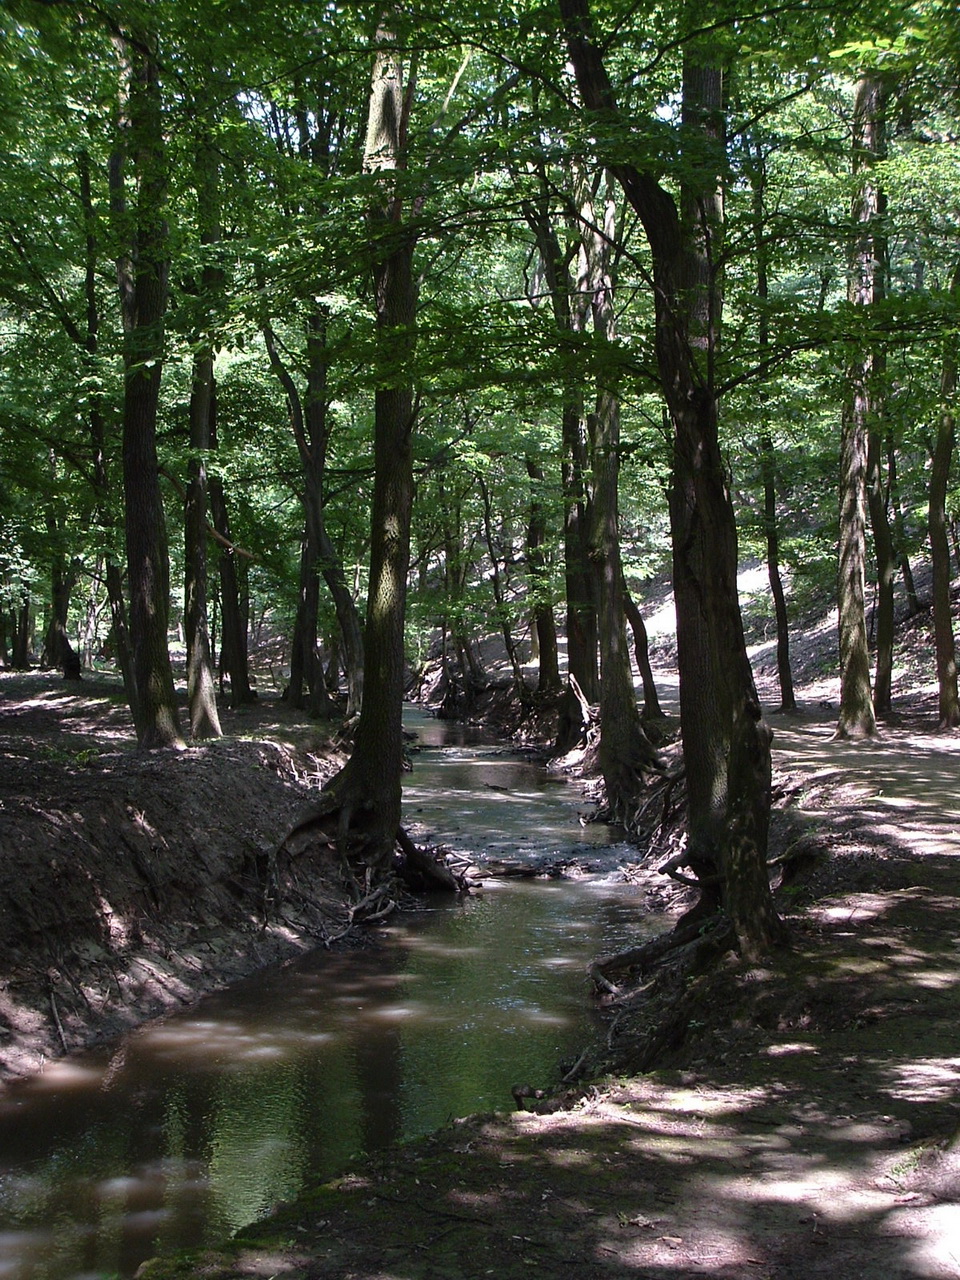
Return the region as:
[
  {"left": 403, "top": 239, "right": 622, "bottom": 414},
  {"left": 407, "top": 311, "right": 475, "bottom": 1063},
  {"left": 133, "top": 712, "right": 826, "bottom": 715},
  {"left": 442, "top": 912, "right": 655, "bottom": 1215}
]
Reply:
[{"left": 138, "top": 702, "right": 960, "bottom": 1280}]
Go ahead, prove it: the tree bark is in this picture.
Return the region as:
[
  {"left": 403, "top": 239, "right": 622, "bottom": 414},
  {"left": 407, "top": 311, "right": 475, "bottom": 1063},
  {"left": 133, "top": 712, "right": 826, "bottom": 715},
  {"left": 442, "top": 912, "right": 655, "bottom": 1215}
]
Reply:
[
  {"left": 930, "top": 262, "right": 960, "bottom": 728},
  {"left": 78, "top": 149, "right": 136, "bottom": 721},
  {"left": 560, "top": 0, "right": 782, "bottom": 957},
  {"left": 749, "top": 144, "right": 795, "bottom": 712},
  {"left": 622, "top": 581, "right": 663, "bottom": 720},
  {"left": 112, "top": 34, "right": 183, "bottom": 749},
  {"left": 525, "top": 193, "right": 599, "bottom": 701},
  {"left": 581, "top": 176, "right": 660, "bottom": 816},
  {"left": 184, "top": 136, "right": 222, "bottom": 740},
  {"left": 525, "top": 458, "right": 561, "bottom": 696},
  {"left": 307, "top": 20, "right": 420, "bottom": 877},
  {"left": 209, "top": 405, "right": 255, "bottom": 707},
  {"left": 836, "top": 74, "right": 887, "bottom": 739},
  {"left": 263, "top": 310, "right": 365, "bottom": 718}
]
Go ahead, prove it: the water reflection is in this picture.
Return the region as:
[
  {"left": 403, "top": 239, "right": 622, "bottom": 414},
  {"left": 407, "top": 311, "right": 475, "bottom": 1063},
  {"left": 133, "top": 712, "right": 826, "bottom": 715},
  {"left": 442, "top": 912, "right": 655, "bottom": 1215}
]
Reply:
[{"left": 0, "top": 712, "right": 649, "bottom": 1280}]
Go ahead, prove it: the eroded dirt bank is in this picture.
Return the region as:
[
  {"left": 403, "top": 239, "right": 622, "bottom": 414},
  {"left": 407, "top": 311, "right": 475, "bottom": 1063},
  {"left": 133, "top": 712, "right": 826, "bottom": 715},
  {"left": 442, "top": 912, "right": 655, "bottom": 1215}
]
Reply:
[{"left": 0, "top": 672, "right": 350, "bottom": 1080}]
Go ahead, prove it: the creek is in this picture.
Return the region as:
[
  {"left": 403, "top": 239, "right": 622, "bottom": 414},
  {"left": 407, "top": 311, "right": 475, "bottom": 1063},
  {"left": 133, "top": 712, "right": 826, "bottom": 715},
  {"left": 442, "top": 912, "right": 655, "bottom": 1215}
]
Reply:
[{"left": 0, "top": 711, "right": 655, "bottom": 1280}]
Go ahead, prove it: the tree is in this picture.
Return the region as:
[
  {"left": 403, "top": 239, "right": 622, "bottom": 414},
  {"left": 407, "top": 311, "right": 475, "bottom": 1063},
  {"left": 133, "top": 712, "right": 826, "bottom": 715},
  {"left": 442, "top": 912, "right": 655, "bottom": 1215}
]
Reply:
[
  {"left": 559, "top": 0, "right": 783, "bottom": 957},
  {"left": 288, "top": 16, "right": 420, "bottom": 881},
  {"left": 111, "top": 29, "right": 184, "bottom": 749},
  {"left": 930, "top": 263, "right": 960, "bottom": 728}
]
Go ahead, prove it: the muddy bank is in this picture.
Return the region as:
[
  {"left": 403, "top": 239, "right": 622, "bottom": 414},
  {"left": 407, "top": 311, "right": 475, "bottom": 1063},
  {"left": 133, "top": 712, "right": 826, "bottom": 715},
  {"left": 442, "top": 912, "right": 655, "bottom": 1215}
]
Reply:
[{"left": 0, "top": 672, "right": 352, "bottom": 1081}]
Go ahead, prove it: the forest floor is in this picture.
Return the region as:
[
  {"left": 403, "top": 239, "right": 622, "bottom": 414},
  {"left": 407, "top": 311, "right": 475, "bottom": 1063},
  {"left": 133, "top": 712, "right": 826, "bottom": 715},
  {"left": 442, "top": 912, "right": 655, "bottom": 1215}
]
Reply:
[{"left": 3, "top": 589, "right": 960, "bottom": 1278}]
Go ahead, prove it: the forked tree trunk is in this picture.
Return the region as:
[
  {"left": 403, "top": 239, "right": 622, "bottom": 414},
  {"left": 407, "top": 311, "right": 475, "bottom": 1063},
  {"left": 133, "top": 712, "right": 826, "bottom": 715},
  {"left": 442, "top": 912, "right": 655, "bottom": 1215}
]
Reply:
[
  {"left": 622, "top": 582, "right": 663, "bottom": 720},
  {"left": 561, "top": 0, "right": 782, "bottom": 958}
]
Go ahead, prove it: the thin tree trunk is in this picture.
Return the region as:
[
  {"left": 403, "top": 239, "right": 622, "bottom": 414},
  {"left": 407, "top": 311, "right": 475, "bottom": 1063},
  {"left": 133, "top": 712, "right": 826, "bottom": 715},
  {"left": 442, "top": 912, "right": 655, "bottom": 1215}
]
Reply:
[
  {"left": 749, "top": 146, "right": 796, "bottom": 712},
  {"left": 930, "top": 262, "right": 960, "bottom": 728},
  {"left": 184, "top": 135, "right": 222, "bottom": 739},
  {"left": 79, "top": 148, "right": 137, "bottom": 713},
  {"left": 185, "top": 345, "right": 222, "bottom": 738},
  {"left": 622, "top": 581, "right": 663, "bottom": 720},
  {"left": 479, "top": 474, "right": 528, "bottom": 704},
  {"left": 888, "top": 439, "right": 921, "bottom": 615},
  {"left": 867, "top": 425, "right": 896, "bottom": 715},
  {"left": 209, "top": 408, "right": 255, "bottom": 707},
  {"left": 581, "top": 176, "right": 660, "bottom": 816},
  {"left": 525, "top": 194, "right": 599, "bottom": 701},
  {"left": 525, "top": 457, "right": 561, "bottom": 696}
]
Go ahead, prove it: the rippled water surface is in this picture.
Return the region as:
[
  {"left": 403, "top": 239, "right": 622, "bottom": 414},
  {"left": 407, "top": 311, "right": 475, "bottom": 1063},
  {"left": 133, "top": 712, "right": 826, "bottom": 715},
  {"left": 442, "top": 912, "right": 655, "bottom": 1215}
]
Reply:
[{"left": 0, "top": 711, "right": 653, "bottom": 1279}]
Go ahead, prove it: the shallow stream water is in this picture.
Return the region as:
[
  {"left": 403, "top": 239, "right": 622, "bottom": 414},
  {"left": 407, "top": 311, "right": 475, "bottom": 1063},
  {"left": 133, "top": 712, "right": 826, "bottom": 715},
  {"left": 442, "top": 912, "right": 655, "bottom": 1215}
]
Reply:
[{"left": 0, "top": 711, "right": 653, "bottom": 1280}]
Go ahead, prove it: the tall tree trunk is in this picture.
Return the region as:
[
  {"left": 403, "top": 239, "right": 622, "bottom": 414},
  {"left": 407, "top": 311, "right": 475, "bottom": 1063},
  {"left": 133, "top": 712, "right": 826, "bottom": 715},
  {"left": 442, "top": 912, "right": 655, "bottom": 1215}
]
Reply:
[
  {"left": 837, "top": 74, "right": 887, "bottom": 739},
  {"left": 303, "top": 21, "right": 420, "bottom": 878},
  {"left": 112, "top": 34, "right": 183, "bottom": 749},
  {"left": 525, "top": 195, "right": 599, "bottom": 702},
  {"left": 581, "top": 176, "right": 659, "bottom": 817},
  {"left": 930, "top": 263, "right": 960, "bottom": 728},
  {"left": 184, "top": 137, "right": 222, "bottom": 740},
  {"left": 79, "top": 148, "right": 137, "bottom": 714},
  {"left": 561, "top": 0, "right": 782, "bottom": 957},
  {"left": 749, "top": 144, "right": 795, "bottom": 712}
]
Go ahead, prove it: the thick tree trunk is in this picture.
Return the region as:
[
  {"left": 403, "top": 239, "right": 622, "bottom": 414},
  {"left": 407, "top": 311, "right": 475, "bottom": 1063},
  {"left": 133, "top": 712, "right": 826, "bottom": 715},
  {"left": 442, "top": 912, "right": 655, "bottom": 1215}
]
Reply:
[
  {"left": 561, "top": 0, "right": 782, "bottom": 957},
  {"left": 305, "top": 22, "right": 420, "bottom": 878},
  {"left": 42, "top": 539, "right": 82, "bottom": 679},
  {"left": 930, "top": 263, "right": 960, "bottom": 728},
  {"left": 113, "top": 36, "right": 183, "bottom": 749}
]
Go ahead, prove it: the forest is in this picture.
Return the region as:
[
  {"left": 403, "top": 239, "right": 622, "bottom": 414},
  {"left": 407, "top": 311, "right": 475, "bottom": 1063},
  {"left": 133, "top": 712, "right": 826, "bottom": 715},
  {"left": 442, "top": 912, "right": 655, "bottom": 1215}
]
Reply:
[{"left": 2, "top": 2, "right": 960, "bottom": 1276}]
